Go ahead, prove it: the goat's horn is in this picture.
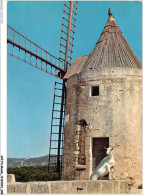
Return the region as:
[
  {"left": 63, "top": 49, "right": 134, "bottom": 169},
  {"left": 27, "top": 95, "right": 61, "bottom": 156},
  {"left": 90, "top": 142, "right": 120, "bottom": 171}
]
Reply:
[{"left": 104, "top": 147, "right": 107, "bottom": 150}]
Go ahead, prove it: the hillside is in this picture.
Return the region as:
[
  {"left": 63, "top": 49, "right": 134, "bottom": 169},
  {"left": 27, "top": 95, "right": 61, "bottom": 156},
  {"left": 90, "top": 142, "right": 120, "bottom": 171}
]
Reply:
[{"left": 7, "top": 155, "right": 56, "bottom": 168}]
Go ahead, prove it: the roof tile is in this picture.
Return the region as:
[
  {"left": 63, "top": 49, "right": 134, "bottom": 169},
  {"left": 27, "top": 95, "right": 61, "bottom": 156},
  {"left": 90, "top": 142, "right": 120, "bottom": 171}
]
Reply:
[
  {"left": 65, "top": 10, "right": 142, "bottom": 79},
  {"left": 82, "top": 12, "right": 142, "bottom": 71}
]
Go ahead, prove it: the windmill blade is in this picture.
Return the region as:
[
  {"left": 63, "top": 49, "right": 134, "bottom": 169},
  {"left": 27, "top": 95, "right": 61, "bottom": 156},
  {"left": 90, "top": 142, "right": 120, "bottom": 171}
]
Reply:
[
  {"left": 48, "top": 1, "right": 78, "bottom": 176},
  {"left": 59, "top": 1, "right": 78, "bottom": 70},
  {"left": 7, "top": 25, "right": 66, "bottom": 79},
  {"left": 48, "top": 81, "right": 66, "bottom": 174}
]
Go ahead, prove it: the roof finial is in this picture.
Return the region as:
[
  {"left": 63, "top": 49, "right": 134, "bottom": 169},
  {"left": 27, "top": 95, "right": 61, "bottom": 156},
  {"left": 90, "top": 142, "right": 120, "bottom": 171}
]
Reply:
[
  {"left": 108, "top": 8, "right": 112, "bottom": 17},
  {"left": 108, "top": 8, "right": 115, "bottom": 21}
]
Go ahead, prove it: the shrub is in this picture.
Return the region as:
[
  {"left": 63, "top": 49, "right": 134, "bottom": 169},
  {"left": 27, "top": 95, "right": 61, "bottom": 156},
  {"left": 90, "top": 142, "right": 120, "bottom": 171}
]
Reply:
[{"left": 7, "top": 166, "right": 61, "bottom": 182}]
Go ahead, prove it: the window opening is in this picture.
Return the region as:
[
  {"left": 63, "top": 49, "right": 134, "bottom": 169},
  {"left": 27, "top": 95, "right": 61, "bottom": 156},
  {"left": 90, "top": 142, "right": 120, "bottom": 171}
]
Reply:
[{"left": 91, "top": 86, "right": 99, "bottom": 96}]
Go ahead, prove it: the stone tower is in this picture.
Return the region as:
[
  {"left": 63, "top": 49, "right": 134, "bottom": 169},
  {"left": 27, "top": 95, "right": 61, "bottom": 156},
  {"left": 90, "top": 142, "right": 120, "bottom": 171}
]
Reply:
[{"left": 62, "top": 10, "right": 142, "bottom": 183}]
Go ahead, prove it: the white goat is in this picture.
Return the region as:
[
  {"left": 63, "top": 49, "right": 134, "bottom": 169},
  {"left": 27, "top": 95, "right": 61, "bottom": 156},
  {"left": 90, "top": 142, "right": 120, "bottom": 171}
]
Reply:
[{"left": 90, "top": 147, "right": 115, "bottom": 180}]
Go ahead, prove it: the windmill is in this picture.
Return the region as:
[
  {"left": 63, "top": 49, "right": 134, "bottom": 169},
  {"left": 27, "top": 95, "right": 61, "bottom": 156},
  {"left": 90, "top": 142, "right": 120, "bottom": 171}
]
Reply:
[{"left": 7, "top": 1, "right": 78, "bottom": 175}]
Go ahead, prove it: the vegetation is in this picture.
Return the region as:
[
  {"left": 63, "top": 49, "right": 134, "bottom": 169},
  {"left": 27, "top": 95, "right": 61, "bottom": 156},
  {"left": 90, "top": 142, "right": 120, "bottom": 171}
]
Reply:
[{"left": 7, "top": 166, "right": 61, "bottom": 182}]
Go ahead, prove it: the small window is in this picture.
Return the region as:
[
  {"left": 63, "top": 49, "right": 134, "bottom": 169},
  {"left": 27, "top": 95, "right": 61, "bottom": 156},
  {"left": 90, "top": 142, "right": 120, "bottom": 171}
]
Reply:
[{"left": 91, "top": 86, "right": 99, "bottom": 96}]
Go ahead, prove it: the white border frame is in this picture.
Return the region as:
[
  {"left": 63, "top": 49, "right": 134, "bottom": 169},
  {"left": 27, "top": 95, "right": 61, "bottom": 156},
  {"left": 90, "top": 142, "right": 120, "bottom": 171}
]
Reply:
[
  {"left": 0, "top": 0, "right": 7, "bottom": 194},
  {"left": 0, "top": 1, "right": 142, "bottom": 194}
]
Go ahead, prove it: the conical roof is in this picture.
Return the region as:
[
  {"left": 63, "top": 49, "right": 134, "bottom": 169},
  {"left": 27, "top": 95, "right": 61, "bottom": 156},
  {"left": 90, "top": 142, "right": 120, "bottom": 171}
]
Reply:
[
  {"left": 82, "top": 9, "right": 142, "bottom": 71},
  {"left": 64, "top": 9, "right": 142, "bottom": 79}
]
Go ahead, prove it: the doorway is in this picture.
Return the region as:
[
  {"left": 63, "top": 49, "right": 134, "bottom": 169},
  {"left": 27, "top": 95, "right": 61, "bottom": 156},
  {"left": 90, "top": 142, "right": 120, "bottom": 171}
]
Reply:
[{"left": 92, "top": 137, "right": 109, "bottom": 170}]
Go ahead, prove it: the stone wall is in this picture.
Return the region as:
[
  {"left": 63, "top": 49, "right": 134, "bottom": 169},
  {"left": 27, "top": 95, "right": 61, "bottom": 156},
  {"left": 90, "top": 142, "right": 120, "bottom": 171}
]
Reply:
[
  {"left": 62, "top": 67, "right": 142, "bottom": 182},
  {"left": 78, "top": 127, "right": 86, "bottom": 165},
  {"left": 7, "top": 174, "right": 134, "bottom": 194}
]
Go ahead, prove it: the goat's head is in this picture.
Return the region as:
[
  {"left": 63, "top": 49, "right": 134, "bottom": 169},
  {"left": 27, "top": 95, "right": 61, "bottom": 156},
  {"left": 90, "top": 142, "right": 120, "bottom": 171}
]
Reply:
[{"left": 104, "top": 147, "right": 113, "bottom": 155}]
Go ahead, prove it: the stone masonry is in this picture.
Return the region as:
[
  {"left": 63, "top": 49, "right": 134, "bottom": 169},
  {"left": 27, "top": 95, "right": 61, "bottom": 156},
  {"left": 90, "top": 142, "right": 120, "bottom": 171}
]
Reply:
[
  {"left": 8, "top": 174, "right": 138, "bottom": 194},
  {"left": 62, "top": 67, "right": 142, "bottom": 184}
]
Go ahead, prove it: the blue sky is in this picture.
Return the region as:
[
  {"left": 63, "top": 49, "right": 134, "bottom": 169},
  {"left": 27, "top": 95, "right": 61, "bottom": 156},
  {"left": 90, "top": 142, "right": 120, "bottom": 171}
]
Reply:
[{"left": 7, "top": 1, "right": 142, "bottom": 158}]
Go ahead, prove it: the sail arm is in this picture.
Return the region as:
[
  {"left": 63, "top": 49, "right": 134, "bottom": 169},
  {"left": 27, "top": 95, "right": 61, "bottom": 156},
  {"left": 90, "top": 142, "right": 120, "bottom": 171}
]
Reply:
[{"left": 7, "top": 25, "right": 66, "bottom": 79}]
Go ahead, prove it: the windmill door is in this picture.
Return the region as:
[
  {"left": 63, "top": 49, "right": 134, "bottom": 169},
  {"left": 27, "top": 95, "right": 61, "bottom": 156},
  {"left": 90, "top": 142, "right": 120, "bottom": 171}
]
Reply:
[{"left": 92, "top": 137, "right": 109, "bottom": 170}]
